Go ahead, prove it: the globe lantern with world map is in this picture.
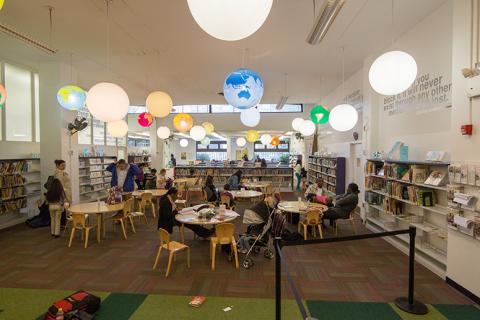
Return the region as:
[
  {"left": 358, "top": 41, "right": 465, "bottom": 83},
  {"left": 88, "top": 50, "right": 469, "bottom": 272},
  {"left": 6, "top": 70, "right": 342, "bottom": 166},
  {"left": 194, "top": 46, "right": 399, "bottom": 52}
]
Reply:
[
  {"left": 223, "top": 68, "right": 264, "bottom": 110},
  {"left": 57, "top": 85, "right": 87, "bottom": 110}
]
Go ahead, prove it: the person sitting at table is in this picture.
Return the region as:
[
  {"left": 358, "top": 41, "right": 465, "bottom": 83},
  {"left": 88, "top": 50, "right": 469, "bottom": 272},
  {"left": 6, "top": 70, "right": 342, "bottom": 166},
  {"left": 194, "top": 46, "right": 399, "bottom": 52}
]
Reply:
[
  {"left": 322, "top": 183, "right": 359, "bottom": 226},
  {"left": 305, "top": 177, "right": 325, "bottom": 201},
  {"left": 204, "top": 175, "right": 218, "bottom": 202},
  {"left": 144, "top": 168, "right": 157, "bottom": 189},
  {"left": 219, "top": 184, "right": 235, "bottom": 207},
  {"left": 156, "top": 168, "right": 168, "bottom": 189},
  {"left": 106, "top": 159, "right": 140, "bottom": 192},
  {"left": 227, "top": 170, "right": 242, "bottom": 190},
  {"left": 158, "top": 187, "right": 214, "bottom": 238}
]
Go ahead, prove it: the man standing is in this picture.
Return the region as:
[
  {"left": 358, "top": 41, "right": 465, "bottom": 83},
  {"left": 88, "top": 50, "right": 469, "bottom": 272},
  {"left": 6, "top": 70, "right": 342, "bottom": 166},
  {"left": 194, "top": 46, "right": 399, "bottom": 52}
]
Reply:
[
  {"left": 106, "top": 159, "right": 140, "bottom": 192},
  {"left": 170, "top": 154, "right": 177, "bottom": 167}
]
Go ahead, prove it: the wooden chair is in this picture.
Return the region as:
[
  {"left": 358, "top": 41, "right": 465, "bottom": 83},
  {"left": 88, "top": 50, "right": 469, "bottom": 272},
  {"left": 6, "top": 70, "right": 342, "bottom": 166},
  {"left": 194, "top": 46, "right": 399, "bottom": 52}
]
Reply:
[
  {"left": 210, "top": 223, "right": 239, "bottom": 271},
  {"left": 186, "top": 189, "right": 207, "bottom": 207},
  {"left": 298, "top": 209, "right": 323, "bottom": 240},
  {"left": 152, "top": 228, "right": 190, "bottom": 277},
  {"left": 335, "top": 211, "right": 357, "bottom": 236},
  {"left": 220, "top": 194, "right": 235, "bottom": 210},
  {"left": 131, "top": 192, "right": 155, "bottom": 223},
  {"left": 68, "top": 212, "right": 99, "bottom": 249},
  {"left": 112, "top": 198, "right": 135, "bottom": 239}
]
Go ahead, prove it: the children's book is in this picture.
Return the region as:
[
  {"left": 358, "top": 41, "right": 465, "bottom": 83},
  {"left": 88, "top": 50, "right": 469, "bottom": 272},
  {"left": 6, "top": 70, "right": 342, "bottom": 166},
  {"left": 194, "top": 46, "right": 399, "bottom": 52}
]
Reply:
[
  {"left": 189, "top": 296, "right": 206, "bottom": 307},
  {"left": 424, "top": 171, "right": 446, "bottom": 186}
]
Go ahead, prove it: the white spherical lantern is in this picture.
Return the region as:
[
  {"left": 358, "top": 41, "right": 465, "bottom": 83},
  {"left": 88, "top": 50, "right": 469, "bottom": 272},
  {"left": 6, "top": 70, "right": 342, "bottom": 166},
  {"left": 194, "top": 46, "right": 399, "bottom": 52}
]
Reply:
[
  {"left": 292, "top": 118, "right": 304, "bottom": 131},
  {"left": 300, "top": 120, "right": 316, "bottom": 136},
  {"left": 180, "top": 138, "right": 189, "bottom": 148},
  {"left": 240, "top": 108, "right": 261, "bottom": 127},
  {"left": 329, "top": 104, "right": 358, "bottom": 132},
  {"left": 157, "top": 126, "right": 171, "bottom": 140},
  {"left": 86, "top": 82, "right": 129, "bottom": 122},
  {"left": 369, "top": 50, "right": 417, "bottom": 95},
  {"left": 260, "top": 134, "right": 272, "bottom": 145},
  {"left": 190, "top": 125, "right": 206, "bottom": 141},
  {"left": 236, "top": 137, "right": 247, "bottom": 147},
  {"left": 201, "top": 137, "right": 211, "bottom": 146},
  {"left": 187, "top": 0, "right": 273, "bottom": 41},
  {"left": 106, "top": 120, "right": 128, "bottom": 138}
]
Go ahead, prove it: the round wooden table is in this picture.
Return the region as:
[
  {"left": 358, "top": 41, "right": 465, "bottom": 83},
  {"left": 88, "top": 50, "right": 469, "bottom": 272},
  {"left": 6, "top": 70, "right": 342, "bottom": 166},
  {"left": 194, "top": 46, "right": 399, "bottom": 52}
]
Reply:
[
  {"left": 231, "top": 190, "right": 263, "bottom": 200},
  {"left": 175, "top": 209, "right": 239, "bottom": 226},
  {"left": 174, "top": 178, "right": 198, "bottom": 188},
  {"left": 69, "top": 201, "right": 124, "bottom": 240},
  {"left": 242, "top": 182, "right": 272, "bottom": 192},
  {"left": 277, "top": 201, "right": 327, "bottom": 213},
  {"left": 132, "top": 189, "right": 167, "bottom": 198}
]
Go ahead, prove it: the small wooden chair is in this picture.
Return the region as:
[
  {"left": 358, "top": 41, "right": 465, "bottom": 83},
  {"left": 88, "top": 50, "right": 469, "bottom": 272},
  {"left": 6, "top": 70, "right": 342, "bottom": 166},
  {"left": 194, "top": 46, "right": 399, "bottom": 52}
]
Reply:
[
  {"left": 112, "top": 198, "right": 135, "bottom": 239},
  {"left": 210, "top": 223, "right": 239, "bottom": 271},
  {"left": 335, "top": 211, "right": 357, "bottom": 236},
  {"left": 131, "top": 192, "right": 155, "bottom": 223},
  {"left": 220, "top": 194, "right": 235, "bottom": 210},
  {"left": 152, "top": 228, "right": 190, "bottom": 277},
  {"left": 298, "top": 209, "right": 323, "bottom": 240},
  {"left": 68, "top": 212, "right": 98, "bottom": 249}
]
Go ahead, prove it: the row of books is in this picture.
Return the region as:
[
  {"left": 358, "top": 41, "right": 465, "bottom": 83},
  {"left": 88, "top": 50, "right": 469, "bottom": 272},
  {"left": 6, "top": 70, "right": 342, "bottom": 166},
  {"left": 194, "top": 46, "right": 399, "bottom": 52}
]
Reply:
[
  {"left": 386, "top": 181, "right": 435, "bottom": 206},
  {"left": 309, "top": 157, "right": 337, "bottom": 168},
  {"left": 0, "top": 161, "right": 32, "bottom": 174},
  {"left": 0, "top": 175, "right": 25, "bottom": 188},
  {"left": 0, "top": 198, "right": 27, "bottom": 214},
  {"left": 1, "top": 186, "right": 26, "bottom": 201},
  {"left": 175, "top": 168, "right": 292, "bottom": 177},
  {"left": 448, "top": 164, "right": 480, "bottom": 186},
  {"left": 366, "top": 161, "right": 447, "bottom": 187},
  {"left": 365, "top": 176, "right": 386, "bottom": 190}
]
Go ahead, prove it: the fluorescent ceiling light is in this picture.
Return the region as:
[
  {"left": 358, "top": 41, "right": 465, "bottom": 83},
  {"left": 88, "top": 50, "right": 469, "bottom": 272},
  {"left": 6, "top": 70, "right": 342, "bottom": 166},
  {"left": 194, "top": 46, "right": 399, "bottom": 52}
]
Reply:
[
  {"left": 306, "top": 0, "right": 345, "bottom": 45},
  {"left": 275, "top": 96, "right": 289, "bottom": 110},
  {"left": 0, "top": 22, "right": 58, "bottom": 54},
  {"left": 210, "top": 132, "right": 227, "bottom": 141},
  {"left": 283, "top": 131, "right": 294, "bottom": 136}
]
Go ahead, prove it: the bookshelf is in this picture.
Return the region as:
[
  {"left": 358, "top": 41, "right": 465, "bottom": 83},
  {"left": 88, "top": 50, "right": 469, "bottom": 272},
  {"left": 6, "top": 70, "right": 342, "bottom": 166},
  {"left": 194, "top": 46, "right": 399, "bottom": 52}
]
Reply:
[
  {"left": 307, "top": 156, "right": 346, "bottom": 196},
  {"left": 128, "top": 155, "right": 151, "bottom": 166},
  {"left": 78, "top": 156, "right": 117, "bottom": 203},
  {"left": 364, "top": 158, "right": 449, "bottom": 277},
  {"left": 175, "top": 165, "right": 293, "bottom": 190},
  {"left": 0, "top": 158, "right": 41, "bottom": 229}
]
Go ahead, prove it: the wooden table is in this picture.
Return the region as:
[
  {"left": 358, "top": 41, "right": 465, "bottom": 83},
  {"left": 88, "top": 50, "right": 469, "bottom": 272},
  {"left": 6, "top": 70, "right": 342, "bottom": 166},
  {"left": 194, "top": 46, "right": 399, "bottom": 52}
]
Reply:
[
  {"left": 132, "top": 189, "right": 167, "bottom": 198},
  {"left": 231, "top": 190, "right": 263, "bottom": 200},
  {"left": 277, "top": 201, "right": 327, "bottom": 214},
  {"left": 175, "top": 209, "right": 239, "bottom": 226},
  {"left": 174, "top": 178, "right": 198, "bottom": 188},
  {"left": 69, "top": 201, "right": 124, "bottom": 240},
  {"left": 242, "top": 181, "right": 272, "bottom": 193}
]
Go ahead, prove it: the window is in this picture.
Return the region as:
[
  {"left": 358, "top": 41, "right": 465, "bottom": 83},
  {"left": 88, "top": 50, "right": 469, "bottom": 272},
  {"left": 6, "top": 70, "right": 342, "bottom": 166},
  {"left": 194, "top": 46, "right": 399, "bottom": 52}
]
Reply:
[
  {"left": 196, "top": 140, "right": 228, "bottom": 161},
  {"left": 128, "top": 134, "right": 150, "bottom": 147},
  {"left": 127, "top": 104, "right": 303, "bottom": 114},
  {"left": 77, "top": 110, "right": 92, "bottom": 145},
  {"left": 254, "top": 140, "right": 290, "bottom": 162},
  {"left": 106, "top": 130, "right": 116, "bottom": 146},
  {"left": 172, "top": 105, "right": 209, "bottom": 113},
  {"left": 4, "top": 63, "right": 33, "bottom": 141},
  {"left": 117, "top": 136, "right": 127, "bottom": 147},
  {"left": 92, "top": 119, "right": 105, "bottom": 145}
]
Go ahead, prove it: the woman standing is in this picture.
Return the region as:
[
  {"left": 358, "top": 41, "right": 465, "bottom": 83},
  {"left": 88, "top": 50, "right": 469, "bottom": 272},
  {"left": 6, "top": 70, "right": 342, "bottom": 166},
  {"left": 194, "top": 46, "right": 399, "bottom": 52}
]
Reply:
[
  {"left": 46, "top": 179, "right": 67, "bottom": 237},
  {"left": 294, "top": 160, "right": 302, "bottom": 191},
  {"left": 53, "top": 159, "right": 72, "bottom": 202}
]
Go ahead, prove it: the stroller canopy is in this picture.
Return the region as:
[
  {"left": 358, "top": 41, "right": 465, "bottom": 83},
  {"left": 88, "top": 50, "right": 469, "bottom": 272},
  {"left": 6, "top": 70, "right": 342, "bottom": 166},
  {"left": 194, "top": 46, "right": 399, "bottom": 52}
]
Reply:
[{"left": 243, "top": 201, "right": 271, "bottom": 225}]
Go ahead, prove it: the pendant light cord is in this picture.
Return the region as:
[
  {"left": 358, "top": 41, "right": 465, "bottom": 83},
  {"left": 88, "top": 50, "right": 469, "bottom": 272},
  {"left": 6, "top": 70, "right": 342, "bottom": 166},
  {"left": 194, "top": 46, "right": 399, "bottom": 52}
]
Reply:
[
  {"left": 391, "top": 0, "right": 394, "bottom": 45},
  {"left": 48, "top": 6, "right": 54, "bottom": 46},
  {"left": 313, "top": 0, "right": 316, "bottom": 21},
  {"left": 106, "top": 0, "right": 111, "bottom": 72},
  {"left": 284, "top": 73, "right": 288, "bottom": 96},
  {"left": 341, "top": 46, "right": 346, "bottom": 103}
]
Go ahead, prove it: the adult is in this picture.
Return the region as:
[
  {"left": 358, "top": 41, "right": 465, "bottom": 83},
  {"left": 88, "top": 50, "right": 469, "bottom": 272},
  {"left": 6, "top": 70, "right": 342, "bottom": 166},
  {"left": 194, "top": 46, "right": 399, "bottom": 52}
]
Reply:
[
  {"left": 227, "top": 170, "right": 242, "bottom": 190},
  {"left": 242, "top": 154, "right": 249, "bottom": 162},
  {"left": 46, "top": 179, "right": 67, "bottom": 238},
  {"left": 170, "top": 154, "right": 177, "bottom": 167},
  {"left": 255, "top": 155, "right": 261, "bottom": 163},
  {"left": 144, "top": 168, "right": 157, "bottom": 190},
  {"left": 156, "top": 168, "right": 168, "bottom": 189},
  {"left": 106, "top": 159, "right": 140, "bottom": 192},
  {"left": 260, "top": 158, "right": 267, "bottom": 168},
  {"left": 204, "top": 175, "right": 218, "bottom": 202},
  {"left": 322, "top": 183, "right": 359, "bottom": 226},
  {"left": 294, "top": 160, "right": 302, "bottom": 191},
  {"left": 53, "top": 159, "right": 71, "bottom": 202},
  {"left": 157, "top": 187, "right": 214, "bottom": 238},
  {"left": 305, "top": 177, "right": 325, "bottom": 202},
  {"left": 136, "top": 163, "right": 145, "bottom": 190}
]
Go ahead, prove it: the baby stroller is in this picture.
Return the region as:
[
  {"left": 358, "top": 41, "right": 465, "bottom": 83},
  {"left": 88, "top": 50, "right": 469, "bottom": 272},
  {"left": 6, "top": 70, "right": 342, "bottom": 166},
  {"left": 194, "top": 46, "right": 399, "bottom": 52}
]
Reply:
[{"left": 241, "top": 201, "right": 286, "bottom": 269}]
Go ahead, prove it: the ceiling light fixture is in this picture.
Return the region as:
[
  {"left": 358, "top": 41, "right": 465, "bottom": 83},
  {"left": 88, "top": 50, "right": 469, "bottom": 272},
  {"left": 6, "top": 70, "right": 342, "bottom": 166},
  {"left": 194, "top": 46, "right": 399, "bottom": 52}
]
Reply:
[
  {"left": 0, "top": 23, "right": 58, "bottom": 55},
  {"left": 306, "top": 0, "right": 345, "bottom": 45},
  {"left": 275, "top": 73, "right": 289, "bottom": 110}
]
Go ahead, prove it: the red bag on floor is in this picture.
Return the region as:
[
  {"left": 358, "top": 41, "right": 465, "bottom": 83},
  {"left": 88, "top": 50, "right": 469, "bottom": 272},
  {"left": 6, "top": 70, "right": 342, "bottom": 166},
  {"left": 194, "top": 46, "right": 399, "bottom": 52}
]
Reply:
[{"left": 44, "top": 291, "right": 101, "bottom": 320}]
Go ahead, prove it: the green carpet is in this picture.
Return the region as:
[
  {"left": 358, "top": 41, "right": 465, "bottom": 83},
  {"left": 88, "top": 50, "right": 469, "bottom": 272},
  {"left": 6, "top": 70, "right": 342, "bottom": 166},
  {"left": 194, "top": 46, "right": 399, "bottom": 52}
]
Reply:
[
  {"left": 433, "top": 304, "right": 480, "bottom": 320},
  {"left": 97, "top": 293, "right": 148, "bottom": 320},
  {"left": 307, "top": 301, "right": 402, "bottom": 320}
]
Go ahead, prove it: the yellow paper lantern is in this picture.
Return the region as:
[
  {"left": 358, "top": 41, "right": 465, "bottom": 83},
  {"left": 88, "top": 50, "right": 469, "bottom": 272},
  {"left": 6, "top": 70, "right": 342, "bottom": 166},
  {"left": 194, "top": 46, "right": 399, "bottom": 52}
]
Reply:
[
  {"left": 271, "top": 136, "right": 280, "bottom": 146},
  {"left": 173, "top": 113, "right": 193, "bottom": 132},
  {"left": 0, "top": 0, "right": 4, "bottom": 11},
  {"left": 146, "top": 91, "right": 173, "bottom": 118},
  {"left": 245, "top": 130, "right": 259, "bottom": 143},
  {"left": 202, "top": 122, "right": 214, "bottom": 134}
]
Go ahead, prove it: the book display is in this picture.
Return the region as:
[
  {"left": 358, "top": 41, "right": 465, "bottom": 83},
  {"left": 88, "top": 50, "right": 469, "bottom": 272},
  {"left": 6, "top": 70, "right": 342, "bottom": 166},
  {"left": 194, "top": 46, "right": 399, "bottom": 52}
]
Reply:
[
  {"left": 128, "top": 155, "right": 152, "bottom": 166},
  {"left": 79, "top": 156, "right": 117, "bottom": 203},
  {"left": 364, "top": 159, "right": 449, "bottom": 277},
  {"left": 307, "top": 156, "right": 346, "bottom": 196}
]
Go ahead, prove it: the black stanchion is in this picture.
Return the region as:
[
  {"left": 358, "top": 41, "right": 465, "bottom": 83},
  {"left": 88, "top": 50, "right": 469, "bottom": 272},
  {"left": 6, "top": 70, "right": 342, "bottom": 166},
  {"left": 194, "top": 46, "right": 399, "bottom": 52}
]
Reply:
[
  {"left": 394, "top": 227, "right": 429, "bottom": 315},
  {"left": 274, "top": 238, "right": 282, "bottom": 320}
]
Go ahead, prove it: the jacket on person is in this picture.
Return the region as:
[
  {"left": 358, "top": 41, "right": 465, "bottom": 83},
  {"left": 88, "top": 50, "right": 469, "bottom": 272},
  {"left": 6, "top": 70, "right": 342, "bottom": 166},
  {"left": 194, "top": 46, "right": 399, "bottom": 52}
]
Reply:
[
  {"left": 331, "top": 193, "right": 358, "bottom": 219},
  {"left": 227, "top": 175, "right": 240, "bottom": 190},
  {"left": 54, "top": 169, "right": 72, "bottom": 202},
  {"left": 106, "top": 163, "right": 140, "bottom": 192},
  {"left": 157, "top": 195, "right": 176, "bottom": 233}
]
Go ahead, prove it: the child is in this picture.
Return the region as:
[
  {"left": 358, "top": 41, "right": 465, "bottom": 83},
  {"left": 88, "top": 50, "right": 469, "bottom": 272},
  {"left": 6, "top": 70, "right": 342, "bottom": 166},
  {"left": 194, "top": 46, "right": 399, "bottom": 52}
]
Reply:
[
  {"left": 144, "top": 168, "right": 157, "bottom": 190},
  {"left": 305, "top": 177, "right": 325, "bottom": 202},
  {"left": 219, "top": 184, "right": 235, "bottom": 207},
  {"left": 156, "top": 168, "right": 167, "bottom": 189},
  {"left": 46, "top": 179, "right": 67, "bottom": 238}
]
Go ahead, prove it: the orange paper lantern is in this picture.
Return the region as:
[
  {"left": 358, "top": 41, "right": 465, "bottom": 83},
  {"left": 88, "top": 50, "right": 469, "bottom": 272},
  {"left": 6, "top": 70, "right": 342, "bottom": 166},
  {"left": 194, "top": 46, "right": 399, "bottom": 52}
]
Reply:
[
  {"left": 270, "top": 136, "right": 280, "bottom": 146},
  {"left": 173, "top": 113, "right": 193, "bottom": 132}
]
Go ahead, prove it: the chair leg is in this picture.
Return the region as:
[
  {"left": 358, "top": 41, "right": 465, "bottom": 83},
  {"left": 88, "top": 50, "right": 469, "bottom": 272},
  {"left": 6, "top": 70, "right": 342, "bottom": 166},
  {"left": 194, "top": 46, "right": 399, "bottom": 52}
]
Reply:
[
  {"left": 303, "top": 224, "right": 307, "bottom": 240},
  {"left": 297, "top": 222, "right": 301, "bottom": 233},
  {"left": 211, "top": 242, "right": 216, "bottom": 271},
  {"left": 166, "top": 252, "right": 174, "bottom": 277},
  {"left": 128, "top": 216, "right": 136, "bottom": 233},
  {"left": 180, "top": 224, "right": 185, "bottom": 244},
  {"left": 143, "top": 214, "right": 148, "bottom": 224},
  {"left": 186, "top": 247, "right": 191, "bottom": 268},
  {"left": 63, "top": 220, "right": 70, "bottom": 236},
  {"left": 312, "top": 225, "right": 317, "bottom": 238},
  {"left": 68, "top": 228, "right": 76, "bottom": 247},
  {"left": 232, "top": 243, "right": 239, "bottom": 269},
  {"left": 84, "top": 228, "right": 90, "bottom": 249},
  {"left": 119, "top": 220, "right": 128, "bottom": 239},
  {"left": 318, "top": 224, "right": 323, "bottom": 239},
  {"left": 81, "top": 229, "right": 85, "bottom": 241},
  {"left": 151, "top": 203, "right": 156, "bottom": 218},
  {"left": 351, "top": 218, "right": 357, "bottom": 234},
  {"left": 153, "top": 246, "right": 162, "bottom": 269},
  {"left": 96, "top": 225, "right": 101, "bottom": 243}
]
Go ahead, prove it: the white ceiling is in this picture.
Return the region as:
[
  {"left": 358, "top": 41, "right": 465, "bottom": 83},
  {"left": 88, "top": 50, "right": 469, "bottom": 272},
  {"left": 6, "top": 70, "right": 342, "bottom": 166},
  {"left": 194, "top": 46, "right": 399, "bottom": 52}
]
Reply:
[{"left": 0, "top": 0, "right": 448, "bottom": 105}]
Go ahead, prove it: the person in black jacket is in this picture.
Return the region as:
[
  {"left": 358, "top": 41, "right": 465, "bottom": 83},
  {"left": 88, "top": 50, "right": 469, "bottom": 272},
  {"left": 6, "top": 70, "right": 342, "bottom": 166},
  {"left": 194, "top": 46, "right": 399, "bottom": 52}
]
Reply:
[
  {"left": 322, "top": 183, "right": 359, "bottom": 226},
  {"left": 204, "top": 175, "right": 218, "bottom": 202},
  {"left": 157, "top": 187, "right": 214, "bottom": 238}
]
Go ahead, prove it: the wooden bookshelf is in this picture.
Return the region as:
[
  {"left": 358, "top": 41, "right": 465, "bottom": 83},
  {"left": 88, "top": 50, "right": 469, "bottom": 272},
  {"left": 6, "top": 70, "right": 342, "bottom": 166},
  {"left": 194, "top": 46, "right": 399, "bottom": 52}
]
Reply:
[
  {"left": 307, "top": 156, "right": 346, "bottom": 196},
  {"left": 78, "top": 156, "right": 117, "bottom": 203},
  {"left": 364, "top": 158, "right": 449, "bottom": 277}
]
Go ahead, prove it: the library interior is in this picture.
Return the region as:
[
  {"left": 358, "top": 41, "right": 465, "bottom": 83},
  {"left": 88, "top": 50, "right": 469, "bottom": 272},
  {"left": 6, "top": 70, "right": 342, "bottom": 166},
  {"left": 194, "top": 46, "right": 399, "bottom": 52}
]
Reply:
[{"left": 1, "top": 0, "right": 480, "bottom": 319}]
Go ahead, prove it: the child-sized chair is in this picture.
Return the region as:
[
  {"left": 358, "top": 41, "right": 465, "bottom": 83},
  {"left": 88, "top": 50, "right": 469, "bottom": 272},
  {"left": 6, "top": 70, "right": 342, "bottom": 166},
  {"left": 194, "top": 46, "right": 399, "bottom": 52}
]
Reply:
[
  {"left": 152, "top": 228, "right": 190, "bottom": 277},
  {"left": 298, "top": 209, "right": 323, "bottom": 240},
  {"left": 210, "top": 223, "right": 239, "bottom": 271},
  {"left": 68, "top": 212, "right": 99, "bottom": 249}
]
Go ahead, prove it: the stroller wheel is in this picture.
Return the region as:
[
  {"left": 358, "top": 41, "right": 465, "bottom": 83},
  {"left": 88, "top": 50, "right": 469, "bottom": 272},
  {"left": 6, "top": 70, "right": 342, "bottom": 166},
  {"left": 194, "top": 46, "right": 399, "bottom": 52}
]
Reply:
[
  {"left": 264, "top": 249, "right": 274, "bottom": 259},
  {"left": 242, "top": 258, "right": 254, "bottom": 269},
  {"left": 253, "top": 246, "right": 261, "bottom": 254}
]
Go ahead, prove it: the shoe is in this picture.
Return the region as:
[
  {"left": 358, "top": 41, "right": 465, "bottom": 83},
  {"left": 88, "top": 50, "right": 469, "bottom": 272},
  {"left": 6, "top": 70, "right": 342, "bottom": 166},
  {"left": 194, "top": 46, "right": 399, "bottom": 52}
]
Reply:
[{"left": 54, "top": 235, "right": 60, "bottom": 238}]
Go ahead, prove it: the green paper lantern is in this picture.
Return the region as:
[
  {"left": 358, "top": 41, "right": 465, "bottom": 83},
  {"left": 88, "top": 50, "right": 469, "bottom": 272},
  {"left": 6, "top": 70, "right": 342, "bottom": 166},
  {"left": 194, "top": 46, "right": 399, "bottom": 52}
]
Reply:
[{"left": 310, "top": 105, "right": 330, "bottom": 124}]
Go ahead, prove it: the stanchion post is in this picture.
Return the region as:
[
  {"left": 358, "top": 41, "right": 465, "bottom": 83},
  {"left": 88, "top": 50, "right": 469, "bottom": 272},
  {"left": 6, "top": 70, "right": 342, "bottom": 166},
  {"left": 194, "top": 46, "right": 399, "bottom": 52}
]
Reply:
[
  {"left": 394, "top": 226, "right": 428, "bottom": 315},
  {"left": 274, "top": 238, "right": 282, "bottom": 320}
]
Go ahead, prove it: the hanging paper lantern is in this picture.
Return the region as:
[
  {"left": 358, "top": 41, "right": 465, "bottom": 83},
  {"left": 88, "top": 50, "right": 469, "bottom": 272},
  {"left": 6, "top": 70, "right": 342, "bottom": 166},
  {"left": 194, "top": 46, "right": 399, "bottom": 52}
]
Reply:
[
  {"left": 146, "top": 91, "right": 173, "bottom": 118},
  {"left": 236, "top": 137, "right": 247, "bottom": 147},
  {"left": 310, "top": 105, "right": 330, "bottom": 125},
  {"left": 369, "top": 50, "right": 417, "bottom": 95},
  {"left": 329, "top": 104, "right": 358, "bottom": 132},
  {"left": 223, "top": 68, "right": 264, "bottom": 110},
  {"left": 240, "top": 107, "right": 261, "bottom": 127},
  {"left": 190, "top": 125, "right": 206, "bottom": 141},
  {"left": 106, "top": 120, "right": 128, "bottom": 137},
  {"left": 202, "top": 122, "right": 215, "bottom": 134},
  {"left": 0, "top": 83, "right": 7, "bottom": 106},
  {"left": 260, "top": 134, "right": 271, "bottom": 145},
  {"left": 201, "top": 137, "right": 211, "bottom": 145},
  {"left": 292, "top": 118, "right": 304, "bottom": 131},
  {"left": 245, "top": 130, "right": 259, "bottom": 143},
  {"left": 86, "top": 82, "right": 129, "bottom": 122},
  {"left": 56, "top": 85, "right": 86, "bottom": 110},
  {"left": 137, "top": 112, "right": 154, "bottom": 127},
  {"left": 157, "top": 126, "right": 171, "bottom": 139},
  {"left": 300, "top": 120, "right": 316, "bottom": 136},
  {"left": 173, "top": 113, "right": 193, "bottom": 132},
  {"left": 0, "top": 0, "right": 4, "bottom": 11},
  {"left": 180, "top": 138, "right": 189, "bottom": 148},
  {"left": 270, "top": 136, "right": 280, "bottom": 146}
]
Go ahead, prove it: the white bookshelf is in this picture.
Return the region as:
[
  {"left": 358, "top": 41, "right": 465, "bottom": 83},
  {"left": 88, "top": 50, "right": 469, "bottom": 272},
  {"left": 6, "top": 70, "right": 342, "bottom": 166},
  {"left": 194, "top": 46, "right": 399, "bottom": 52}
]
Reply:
[{"left": 78, "top": 156, "right": 117, "bottom": 203}]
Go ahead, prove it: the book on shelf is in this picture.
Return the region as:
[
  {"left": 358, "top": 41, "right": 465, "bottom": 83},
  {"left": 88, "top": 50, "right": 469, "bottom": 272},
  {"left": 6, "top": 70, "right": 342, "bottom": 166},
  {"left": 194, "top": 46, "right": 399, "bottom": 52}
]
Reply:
[
  {"left": 447, "top": 184, "right": 463, "bottom": 204},
  {"left": 411, "top": 165, "right": 428, "bottom": 183},
  {"left": 453, "top": 165, "right": 461, "bottom": 183},
  {"left": 424, "top": 171, "right": 446, "bottom": 186},
  {"left": 460, "top": 164, "right": 468, "bottom": 184},
  {"left": 476, "top": 166, "right": 480, "bottom": 186}
]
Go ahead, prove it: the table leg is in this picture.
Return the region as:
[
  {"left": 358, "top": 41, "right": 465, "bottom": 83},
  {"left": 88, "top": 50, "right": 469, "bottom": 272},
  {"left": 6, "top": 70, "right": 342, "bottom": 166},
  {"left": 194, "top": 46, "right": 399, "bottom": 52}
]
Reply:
[
  {"left": 102, "top": 213, "right": 106, "bottom": 239},
  {"left": 97, "top": 213, "right": 102, "bottom": 242}
]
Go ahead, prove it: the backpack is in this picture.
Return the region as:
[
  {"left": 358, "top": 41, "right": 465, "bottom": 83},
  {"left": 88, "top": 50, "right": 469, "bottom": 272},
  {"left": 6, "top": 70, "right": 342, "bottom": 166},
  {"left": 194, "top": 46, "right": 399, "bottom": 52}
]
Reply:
[
  {"left": 44, "top": 291, "right": 101, "bottom": 320},
  {"left": 43, "top": 175, "right": 55, "bottom": 191}
]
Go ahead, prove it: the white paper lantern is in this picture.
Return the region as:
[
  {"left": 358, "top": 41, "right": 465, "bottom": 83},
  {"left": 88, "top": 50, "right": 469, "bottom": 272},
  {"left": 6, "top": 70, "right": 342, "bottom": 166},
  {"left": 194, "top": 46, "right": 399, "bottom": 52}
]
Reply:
[
  {"left": 157, "top": 126, "right": 171, "bottom": 140},
  {"left": 240, "top": 108, "right": 261, "bottom": 127},
  {"left": 86, "top": 82, "right": 129, "bottom": 122},
  {"left": 236, "top": 137, "right": 247, "bottom": 147},
  {"left": 300, "top": 120, "right": 316, "bottom": 136},
  {"left": 369, "top": 50, "right": 417, "bottom": 95},
  {"left": 260, "top": 134, "right": 272, "bottom": 145},
  {"left": 187, "top": 0, "right": 273, "bottom": 41},
  {"left": 292, "top": 118, "right": 304, "bottom": 131},
  {"left": 106, "top": 120, "right": 128, "bottom": 137},
  {"left": 189, "top": 125, "right": 206, "bottom": 141},
  {"left": 329, "top": 104, "right": 358, "bottom": 132},
  {"left": 146, "top": 91, "right": 173, "bottom": 118},
  {"left": 180, "top": 138, "right": 189, "bottom": 148}
]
